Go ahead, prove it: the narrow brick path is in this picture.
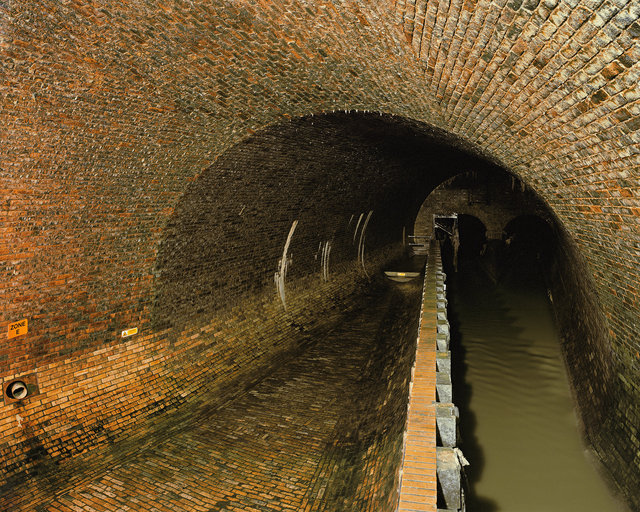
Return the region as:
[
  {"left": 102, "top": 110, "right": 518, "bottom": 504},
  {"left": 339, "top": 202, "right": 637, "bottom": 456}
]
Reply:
[
  {"left": 397, "top": 244, "right": 439, "bottom": 511},
  {"left": 6, "top": 281, "right": 422, "bottom": 512}
]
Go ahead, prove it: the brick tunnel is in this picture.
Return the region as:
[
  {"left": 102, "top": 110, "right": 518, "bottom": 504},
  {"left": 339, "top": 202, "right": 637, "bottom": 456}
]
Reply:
[{"left": 1, "top": 1, "right": 639, "bottom": 510}]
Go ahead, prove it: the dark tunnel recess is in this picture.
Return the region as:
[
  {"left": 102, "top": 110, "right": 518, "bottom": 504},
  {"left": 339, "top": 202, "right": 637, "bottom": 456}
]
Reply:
[
  {"left": 457, "top": 214, "right": 487, "bottom": 260},
  {"left": 152, "top": 112, "right": 503, "bottom": 331},
  {"left": 500, "top": 214, "right": 556, "bottom": 284}
]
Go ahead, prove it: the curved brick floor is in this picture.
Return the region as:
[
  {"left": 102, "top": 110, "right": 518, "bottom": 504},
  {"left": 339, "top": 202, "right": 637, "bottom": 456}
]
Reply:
[{"left": 5, "top": 281, "right": 422, "bottom": 512}]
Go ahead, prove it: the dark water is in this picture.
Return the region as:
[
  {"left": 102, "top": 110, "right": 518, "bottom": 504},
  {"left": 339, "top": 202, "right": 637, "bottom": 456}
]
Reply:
[{"left": 448, "top": 261, "right": 627, "bottom": 512}]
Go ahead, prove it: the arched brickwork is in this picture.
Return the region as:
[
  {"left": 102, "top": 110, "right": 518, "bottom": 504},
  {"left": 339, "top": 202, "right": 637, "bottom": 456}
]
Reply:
[
  {"left": 0, "top": 110, "right": 495, "bottom": 493},
  {"left": 414, "top": 170, "right": 552, "bottom": 239},
  {"left": 1, "top": 0, "right": 639, "bottom": 507}
]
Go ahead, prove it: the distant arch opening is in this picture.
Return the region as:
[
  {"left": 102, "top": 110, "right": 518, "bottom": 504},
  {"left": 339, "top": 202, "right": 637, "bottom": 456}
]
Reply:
[
  {"left": 457, "top": 214, "right": 487, "bottom": 261},
  {"left": 501, "top": 214, "right": 556, "bottom": 285}
]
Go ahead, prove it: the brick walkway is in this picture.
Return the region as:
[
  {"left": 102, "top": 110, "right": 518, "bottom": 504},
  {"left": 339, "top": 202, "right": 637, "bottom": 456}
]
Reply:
[
  {"left": 397, "top": 245, "right": 439, "bottom": 511},
  {"left": 3, "top": 281, "right": 423, "bottom": 512}
]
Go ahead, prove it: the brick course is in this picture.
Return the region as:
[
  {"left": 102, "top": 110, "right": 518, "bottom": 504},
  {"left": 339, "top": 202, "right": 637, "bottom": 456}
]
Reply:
[
  {"left": 1, "top": 0, "right": 640, "bottom": 507},
  {"left": 1, "top": 273, "right": 422, "bottom": 512}
]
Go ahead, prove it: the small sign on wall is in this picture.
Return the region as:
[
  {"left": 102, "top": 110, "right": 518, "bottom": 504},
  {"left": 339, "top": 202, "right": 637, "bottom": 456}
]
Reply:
[
  {"left": 7, "top": 319, "right": 28, "bottom": 339},
  {"left": 121, "top": 327, "right": 138, "bottom": 338}
]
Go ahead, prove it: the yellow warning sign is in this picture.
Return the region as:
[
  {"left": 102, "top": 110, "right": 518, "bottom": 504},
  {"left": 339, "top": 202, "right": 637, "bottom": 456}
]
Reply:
[
  {"left": 121, "top": 327, "right": 138, "bottom": 338},
  {"left": 8, "top": 319, "right": 28, "bottom": 339}
]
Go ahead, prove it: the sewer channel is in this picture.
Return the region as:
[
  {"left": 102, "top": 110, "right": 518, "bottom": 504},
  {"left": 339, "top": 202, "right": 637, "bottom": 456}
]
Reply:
[
  {"left": 3, "top": 272, "right": 425, "bottom": 512},
  {"left": 447, "top": 258, "right": 628, "bottom": 512}
]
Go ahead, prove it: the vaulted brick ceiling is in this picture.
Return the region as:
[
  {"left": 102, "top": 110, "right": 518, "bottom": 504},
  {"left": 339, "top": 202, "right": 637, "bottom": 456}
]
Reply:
[
  {"left": 1, "top": 0, "right": 639, "bottom": 506},
  {"left": 4, "top": 1, "right": 637, "bottom": 325}
]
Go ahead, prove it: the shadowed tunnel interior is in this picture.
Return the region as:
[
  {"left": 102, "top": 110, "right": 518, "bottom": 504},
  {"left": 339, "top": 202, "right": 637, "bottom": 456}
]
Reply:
[
  {"left": 153, "top": 114, "right": 500, "bottom": 329},
  {"left": 0, "top": 111, "right": 629, "bottom": 511},
  {"left": 2, "top": 0, "right": 640, "bottom": 510}
]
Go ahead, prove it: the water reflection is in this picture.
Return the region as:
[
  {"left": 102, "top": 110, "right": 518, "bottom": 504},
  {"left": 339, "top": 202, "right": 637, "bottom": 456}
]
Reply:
[{"left": 446, "top": 250, "right": 626, "bottom": 512}]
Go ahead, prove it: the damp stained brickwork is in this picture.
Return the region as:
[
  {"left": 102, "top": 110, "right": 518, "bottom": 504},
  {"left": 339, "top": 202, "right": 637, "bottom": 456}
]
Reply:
[
  {"left": 0, "top": 246, "right": 401, "bottom": 488},
  {"left": 1, "top": 112, "right": 496, "bottom": 486},
  {"left": 1, "top": 276, "right": 422, "bottom": 512},
  {"left": 547, "top": 221, "right": 638, "bottom": 503},
  {"left": 1, "top": 0, "right": 639, "bottom": 508}
]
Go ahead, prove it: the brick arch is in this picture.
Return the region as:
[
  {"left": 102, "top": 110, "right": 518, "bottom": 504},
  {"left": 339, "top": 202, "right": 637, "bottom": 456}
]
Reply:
[
  {"left": 413, "top": 171, "right": 552, "bottom": 240},
  {"left": 151, "top": 112, "right": 494, "bottom": 332},
  {"left": 0, "top": 0, "right": 639, "bottom": 506}
]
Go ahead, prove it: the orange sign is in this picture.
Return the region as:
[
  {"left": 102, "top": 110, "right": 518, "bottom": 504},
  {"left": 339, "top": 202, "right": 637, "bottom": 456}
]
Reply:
[
  {"left": 121, "top": 327, "right": 138, "bottom": 338},
  {"left": 8, "top": 319, "right": 28, "bottom": 339}
]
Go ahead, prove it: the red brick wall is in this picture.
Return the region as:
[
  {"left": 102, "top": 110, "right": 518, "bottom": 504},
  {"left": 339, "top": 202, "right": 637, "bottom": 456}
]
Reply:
[
  {"left": 1, "top": 0, "right": 639, "bottom": 506},
  {"left": 0, "top": 112, "right": 488, "bottom": 485},
  {"left": 0, "top": 245, "right": 398, "bottom": 485}
]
